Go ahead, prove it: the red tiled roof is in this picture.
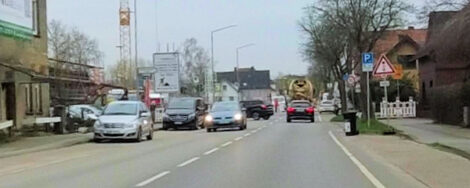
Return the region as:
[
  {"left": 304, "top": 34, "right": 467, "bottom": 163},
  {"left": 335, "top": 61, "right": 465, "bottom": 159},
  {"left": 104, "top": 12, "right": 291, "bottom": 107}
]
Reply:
[{"left": 373, "top": 29, "right": 428, "bottom": 56}]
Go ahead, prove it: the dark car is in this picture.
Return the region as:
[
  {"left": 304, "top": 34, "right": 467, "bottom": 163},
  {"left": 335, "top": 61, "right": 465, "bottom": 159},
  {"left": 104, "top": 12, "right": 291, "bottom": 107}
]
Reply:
[
  {"left": 162, "top": 97, "right": 207, "bottom": 130},
  {"left": 240, "top": 100, "right": 274, "bottom": 120},
  {"left": 286, "top": 100, "right": 315, "bottom": 123},
  {"left": 204, "top": 101, "right": 247, "bottom": 132}
]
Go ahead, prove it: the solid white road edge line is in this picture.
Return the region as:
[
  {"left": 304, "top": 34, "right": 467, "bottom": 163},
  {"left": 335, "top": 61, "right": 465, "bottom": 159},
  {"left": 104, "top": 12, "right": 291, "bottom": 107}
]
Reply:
[
  {"left": 234, "top": 136, "right": 243, "bottom": 141},
  {"left": 203, "top": 148, "right": 219, "bottom": 155},
  {"left": 328, "top": 131, "right": 386, "bottom": 188},
  {"left": 136, "top": 171, "right": 171, "bottom": 187},
  {"left": 177, "top": 157, "right": 200, "bottom": 167},
  {"left": 221, "top": 141, "right": 233, "bottom": 147}
]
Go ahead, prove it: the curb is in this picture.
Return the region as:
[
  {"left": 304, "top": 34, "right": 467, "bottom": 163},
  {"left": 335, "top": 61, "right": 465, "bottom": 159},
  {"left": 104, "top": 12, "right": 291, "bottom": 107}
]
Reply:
[
  {"left": 0, "top": 136, "right": 91, "bottom": 159},
  {"left": 428, "top": 143, "right": 470, "bottom": 161}
]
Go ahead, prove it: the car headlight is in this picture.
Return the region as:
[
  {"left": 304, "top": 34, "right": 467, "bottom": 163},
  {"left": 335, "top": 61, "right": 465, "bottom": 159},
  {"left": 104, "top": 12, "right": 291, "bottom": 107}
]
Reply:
[
  {"left": 205, "top": 115, "right": 213, "bottom": 122},
  {"left": 93, "top": 121, "right": 103, "bottom": 129},
  {"left": 124, "top": 122, "right": 137, "bottom": 128},
  {"left": 188, "top": 113, "right": 196, "bottom": 120},
  {"left": 234, "top": 113, "right": 242, "bottom": 121}
]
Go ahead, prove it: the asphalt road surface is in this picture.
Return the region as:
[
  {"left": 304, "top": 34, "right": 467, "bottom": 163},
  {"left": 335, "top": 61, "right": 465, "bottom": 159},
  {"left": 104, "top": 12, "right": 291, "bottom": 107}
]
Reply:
[{"left": 0, "top": 113, "right": 414, "bottom": 188}]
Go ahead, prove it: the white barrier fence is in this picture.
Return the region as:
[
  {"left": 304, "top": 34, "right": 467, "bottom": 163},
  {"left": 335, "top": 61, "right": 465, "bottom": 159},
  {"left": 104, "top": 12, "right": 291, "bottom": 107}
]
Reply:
[
  {"left": 0, "top": 120, "right": 13, "bottom": 130},
  {"left": 380, "top": 97, "right": 416, "bottom": 119}
]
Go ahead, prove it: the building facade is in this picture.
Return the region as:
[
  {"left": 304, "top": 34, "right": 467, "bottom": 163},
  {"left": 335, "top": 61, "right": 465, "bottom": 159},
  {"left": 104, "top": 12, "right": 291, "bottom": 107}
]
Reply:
[
  {"left": 217, "top": 67, "right": 272, "bottom": 103},
  {"left": 0, "top": 0, "right": 50, "bottom": 130},
  {"left": 215, "top": 80, "right": 239, "bottom": 102}
]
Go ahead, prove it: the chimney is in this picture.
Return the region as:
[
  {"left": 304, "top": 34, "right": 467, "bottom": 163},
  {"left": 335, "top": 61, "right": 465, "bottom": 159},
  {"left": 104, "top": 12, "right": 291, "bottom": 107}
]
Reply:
[{"left": 408, "top": 26, "right": 415, "bottom": 30}]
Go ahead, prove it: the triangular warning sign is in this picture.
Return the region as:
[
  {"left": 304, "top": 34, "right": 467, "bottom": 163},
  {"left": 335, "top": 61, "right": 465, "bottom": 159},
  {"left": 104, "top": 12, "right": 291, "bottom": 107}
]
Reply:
[{"left": 373, "top": 54, "right": 395, "bottom": 77}]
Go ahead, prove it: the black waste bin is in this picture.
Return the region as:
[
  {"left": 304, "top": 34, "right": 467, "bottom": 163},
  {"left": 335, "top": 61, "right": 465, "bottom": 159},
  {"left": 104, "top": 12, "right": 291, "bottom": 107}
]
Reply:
[{"left": 342, "top": 111, "right": 359, "bottom": 136}]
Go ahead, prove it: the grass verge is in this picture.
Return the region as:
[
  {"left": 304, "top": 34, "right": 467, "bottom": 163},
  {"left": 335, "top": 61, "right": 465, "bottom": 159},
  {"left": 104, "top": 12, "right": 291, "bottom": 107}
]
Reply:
[{"left": 357, "top": 118, "right": 396, "bottom": 135}]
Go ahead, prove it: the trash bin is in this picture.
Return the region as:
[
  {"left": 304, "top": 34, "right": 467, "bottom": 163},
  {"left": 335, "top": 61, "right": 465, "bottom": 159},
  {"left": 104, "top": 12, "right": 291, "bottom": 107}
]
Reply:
[{"left": 342, "top": 111, "right": 359, "bottom": 136}]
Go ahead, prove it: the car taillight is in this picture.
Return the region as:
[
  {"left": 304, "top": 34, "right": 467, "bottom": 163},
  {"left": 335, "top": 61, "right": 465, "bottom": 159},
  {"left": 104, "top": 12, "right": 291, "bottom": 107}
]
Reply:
[
  {"left": 287, "top": 107, "right": 296, "bottom": 114},
  {"left": 305, "top": 107, "right": 314, "bottom": 114},
  {"left": 261, "top": 105, "right": 267, "bottom": 109}
]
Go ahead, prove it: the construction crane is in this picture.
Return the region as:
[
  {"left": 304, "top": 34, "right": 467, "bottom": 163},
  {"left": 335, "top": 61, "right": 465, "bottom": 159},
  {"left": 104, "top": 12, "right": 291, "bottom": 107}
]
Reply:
[{"left": 119, "top": 0, "right": 132, "bottom": 88}]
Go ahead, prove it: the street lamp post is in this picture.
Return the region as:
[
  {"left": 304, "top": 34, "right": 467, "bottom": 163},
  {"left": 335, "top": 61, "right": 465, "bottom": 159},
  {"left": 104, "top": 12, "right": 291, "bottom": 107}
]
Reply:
[
  {"left": 236, "top": 43, "right": 255, "bottom": 101},
  {"left": 210, "top": 24, "right": 236, "bottom": 103},
  {"left": 134, "top": 0, "right": 139, "bottom": 91}
]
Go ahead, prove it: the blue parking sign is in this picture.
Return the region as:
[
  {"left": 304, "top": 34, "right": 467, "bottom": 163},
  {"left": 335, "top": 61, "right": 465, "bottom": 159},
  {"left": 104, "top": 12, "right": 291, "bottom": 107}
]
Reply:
[{"left": 362, "top": 53, "right": 374, "bottom": 72}]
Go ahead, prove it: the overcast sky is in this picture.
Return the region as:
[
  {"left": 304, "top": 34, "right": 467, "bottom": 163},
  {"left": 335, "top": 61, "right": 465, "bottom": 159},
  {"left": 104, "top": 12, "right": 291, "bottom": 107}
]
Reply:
[{"left": 47, "top": 0, "right": 426, "bottom": 77}]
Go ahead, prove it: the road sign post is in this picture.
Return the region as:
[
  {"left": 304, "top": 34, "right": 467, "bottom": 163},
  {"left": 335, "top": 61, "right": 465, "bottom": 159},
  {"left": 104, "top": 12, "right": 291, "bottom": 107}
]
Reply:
[{"left": 362, "top": 52, "right": 374, "bottom": 128}]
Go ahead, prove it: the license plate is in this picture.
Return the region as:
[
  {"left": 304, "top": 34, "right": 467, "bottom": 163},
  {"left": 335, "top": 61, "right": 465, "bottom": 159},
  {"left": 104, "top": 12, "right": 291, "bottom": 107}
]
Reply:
[
  {"left": 175, "top": 122, "right": 183, "bottom": 125},
  {"left": 105, "top": 130, "right": 119, "bottom": 134}
]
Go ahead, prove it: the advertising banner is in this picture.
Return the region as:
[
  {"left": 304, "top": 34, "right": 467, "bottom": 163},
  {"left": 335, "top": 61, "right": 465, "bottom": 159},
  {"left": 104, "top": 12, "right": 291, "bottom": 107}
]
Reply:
[
  {"left": 0, "top": 0, "right": 33, "bottom": 39},
  {"left": 153, "top": 53, "right": 180, "bottom": 93}
]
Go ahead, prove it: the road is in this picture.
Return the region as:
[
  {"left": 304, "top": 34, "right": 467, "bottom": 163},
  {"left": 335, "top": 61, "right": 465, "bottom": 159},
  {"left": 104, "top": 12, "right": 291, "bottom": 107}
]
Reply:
[{"left": 0, "top": 113, "right": 412, "bottom": 188}]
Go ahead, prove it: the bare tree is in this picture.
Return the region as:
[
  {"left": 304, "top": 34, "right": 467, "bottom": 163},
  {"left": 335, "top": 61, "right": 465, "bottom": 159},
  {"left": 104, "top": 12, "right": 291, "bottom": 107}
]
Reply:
[
  {"left": 303, "top": 0, "right": 411, "bottom": 118},
  {"left": 417, "top": 0, "right": 469, "bottom": 22},
  {"left": 180, "top": 38, "right": 210, "bottom": 96},
  {"left": 48, "top": 19, "right": 103, "bottom": 66}
]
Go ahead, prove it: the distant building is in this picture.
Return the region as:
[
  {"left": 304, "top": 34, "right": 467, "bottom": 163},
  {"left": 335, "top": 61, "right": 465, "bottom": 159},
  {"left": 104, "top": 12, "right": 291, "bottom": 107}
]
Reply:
[
  {"left": 372, "top": 27, "right": 428, "bottom": 90},
  {"left": 215, "top": 80, "right": 239, "bottom": 102},
  {"left": 0, "top": 0, "right": 50, "bottom": 130},
  {"left": 217, "top": 67, "right": 272, "bottom": 102}
]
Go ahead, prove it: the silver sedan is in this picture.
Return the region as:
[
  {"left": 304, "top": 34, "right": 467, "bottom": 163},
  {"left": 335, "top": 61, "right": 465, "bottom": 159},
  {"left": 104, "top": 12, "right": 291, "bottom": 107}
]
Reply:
[{"left": 93, "top": 101, "right": 153, "bottom": 142}]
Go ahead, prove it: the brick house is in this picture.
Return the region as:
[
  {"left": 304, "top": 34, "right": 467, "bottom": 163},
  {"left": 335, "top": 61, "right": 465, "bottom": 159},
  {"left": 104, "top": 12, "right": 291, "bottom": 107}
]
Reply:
[{"left": 372, "top": 27, "right": 428, "bottom": 90}]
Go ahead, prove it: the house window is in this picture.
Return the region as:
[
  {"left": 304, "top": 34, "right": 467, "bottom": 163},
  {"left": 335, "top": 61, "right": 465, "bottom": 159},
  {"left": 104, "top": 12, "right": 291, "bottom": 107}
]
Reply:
[
  {"left": 32, "top": 0, "right": 40, "bottom": 36},
  {"left": 397, "top": 55, "right": 416, "bottom": 69},
  {"left": 223, "top": 85, "right": 227, "bottom": 91},
  {"left": 34, "top": 84, "right": 42, "bottom": 114},
  {"left": 229, "top": 96, "right": 235, "bottom": 101},
  {"left": 25, "top": 84, "right": 33, "bottom": 114}
]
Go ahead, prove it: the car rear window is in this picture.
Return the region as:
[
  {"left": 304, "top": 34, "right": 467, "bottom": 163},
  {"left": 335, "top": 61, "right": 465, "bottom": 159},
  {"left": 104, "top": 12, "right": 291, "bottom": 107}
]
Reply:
[
  {"left": 292, "top": 103, "right": 311, "bottom": 107},
  {"left": 322, "top": 101, "right": 333, "bottom": 105}
]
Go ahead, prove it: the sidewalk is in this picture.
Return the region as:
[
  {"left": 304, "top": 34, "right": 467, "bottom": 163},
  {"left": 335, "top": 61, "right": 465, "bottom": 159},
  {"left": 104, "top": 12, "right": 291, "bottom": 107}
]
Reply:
[
  {"left": 383, "top": 118, "right": 470, "bottom": 155},
  {"left": 336, "top": 130, "right": 470, "bottom": 188},
  {"left": 0, "top": 133, "right": 92, "bottom": 159}
]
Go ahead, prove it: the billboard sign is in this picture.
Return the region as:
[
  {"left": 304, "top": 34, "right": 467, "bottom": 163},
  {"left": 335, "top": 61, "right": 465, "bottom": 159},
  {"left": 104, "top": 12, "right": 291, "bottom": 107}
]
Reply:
[
  {"left": 0, "top": 0, "right": 33, "bottom": 39},
  {"left": 153, "top": 53, "right": 180, "bottom": 93}
]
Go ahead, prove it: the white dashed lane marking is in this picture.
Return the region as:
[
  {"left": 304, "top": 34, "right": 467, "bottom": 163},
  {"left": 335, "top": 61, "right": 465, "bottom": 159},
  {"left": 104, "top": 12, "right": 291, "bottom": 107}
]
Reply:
[
  {"left": 136, "top": 171, "right": 171, "bottom": 187},
  {"left": 244, "top": 133, "right": 251, "bottom": 137},
  {"left": 221, "top": 141, "right": 233, "bottom": 147},
  {"left": 177, "top": 157, "right": 200, "bottom": 167},
  {"left": 234, "top": 136, "right": 243, "bottom": 141},
  {"left": 203, "top": 148, "right": 219, "bottom": 155}
]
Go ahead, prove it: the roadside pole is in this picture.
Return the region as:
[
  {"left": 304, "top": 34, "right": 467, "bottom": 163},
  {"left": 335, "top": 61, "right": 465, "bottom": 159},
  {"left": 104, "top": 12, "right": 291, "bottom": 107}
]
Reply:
[
  {"left": 362, "top": 52, "right": 374, "bottom": 128},
  {"left": 367, "top": 72, "right": 370, "bottom": 128}
]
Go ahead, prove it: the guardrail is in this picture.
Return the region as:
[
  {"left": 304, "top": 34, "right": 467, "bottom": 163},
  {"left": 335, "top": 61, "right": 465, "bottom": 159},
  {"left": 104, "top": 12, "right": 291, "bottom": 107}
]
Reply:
[{"left": 0, "top": 120, "right": 13, "bottom": 130}]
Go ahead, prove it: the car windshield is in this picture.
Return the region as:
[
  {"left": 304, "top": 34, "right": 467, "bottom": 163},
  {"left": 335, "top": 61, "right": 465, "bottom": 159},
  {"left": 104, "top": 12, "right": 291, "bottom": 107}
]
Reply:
[
  {"left": 211, "top": 102, "right": 239, "bottom": 112},
  {"left": 103, "top": 103, "right": 137, "bottom": 115},
  {"left": 292, "top": 103, "right": 310, "bottom": 108},
  {"left": 168, "top": 99, "right": 195, "bottom": 109}
]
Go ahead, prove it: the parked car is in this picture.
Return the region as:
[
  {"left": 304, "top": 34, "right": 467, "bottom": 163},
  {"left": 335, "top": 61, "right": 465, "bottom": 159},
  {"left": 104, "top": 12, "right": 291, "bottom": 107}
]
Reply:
[
  {"left": 286, "top": 100, "right": 315, "bottom": 123},
  {"left": 162, "top": 97, "right": 207, "bottom": 130},
  {"left": 318, "top": 100, "right": 338, "bottom": 114},
  {"left": 204, "top": 101, "right": 247, "bottom": 132},
  {"left": 240, "top": 100, "right": 274, "bottom": 120},
  {"left": 67, "top": 104, "right": 102, "bottom": 128},
  {"left": 93, "top": 101, "right": 153, "bottom": 142}
]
